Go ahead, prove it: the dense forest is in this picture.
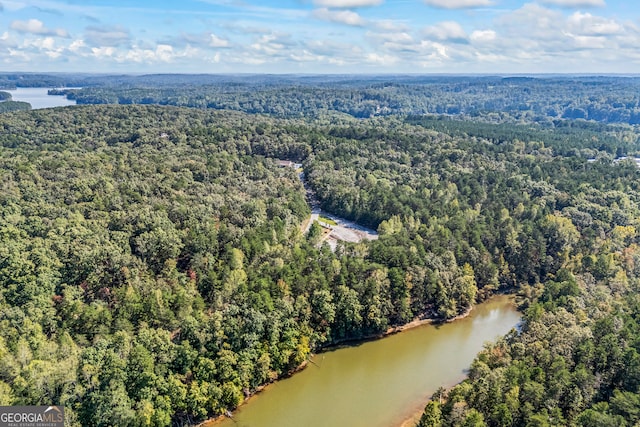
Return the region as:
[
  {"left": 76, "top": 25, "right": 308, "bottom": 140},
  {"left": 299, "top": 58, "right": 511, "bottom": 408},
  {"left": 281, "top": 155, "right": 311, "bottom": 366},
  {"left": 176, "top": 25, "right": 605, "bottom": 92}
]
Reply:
[
  {"left": 3, "top": 72, "right": 640, "bottom": 124},
  {"left": 0, "top": 83, "right": 639, "bottom": 426},
  {"left": 412, "top": 125, "right": 640, "bottom": 425},
  {"left": 0, "top": 90, "right": 31, "bottom": 113},
  {"left": 0, "top": 101, "right": 30, "bottom": 113},
  {"left": 417, "top": 238, "right": 640, "bottom": 426},
  {"left": 56, "top": 75, "right": 640, "bottom": 124}
]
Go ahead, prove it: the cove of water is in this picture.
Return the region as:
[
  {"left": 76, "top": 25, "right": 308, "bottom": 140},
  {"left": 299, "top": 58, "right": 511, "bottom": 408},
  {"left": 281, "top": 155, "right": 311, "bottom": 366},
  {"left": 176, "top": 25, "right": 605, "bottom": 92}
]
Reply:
[
  {"left": 208, "top": 295, "right": 520, "bottom": 427},
  {"left": 5, "top": 87, "right": 77, "bottom": 109}
]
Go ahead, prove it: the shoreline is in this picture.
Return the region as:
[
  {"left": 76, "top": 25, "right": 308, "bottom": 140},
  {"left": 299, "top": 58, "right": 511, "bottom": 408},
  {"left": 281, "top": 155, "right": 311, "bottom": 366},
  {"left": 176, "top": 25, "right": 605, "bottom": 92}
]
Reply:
[
  {"left": 319, "top": 303, "right": 475, "bottom": 351},
  {"left": 397, "top": 408, "right": 425, "bottom": 427},
  {"left": 197, "top": 301, "right": 484, "bottom": 427},
  {"left": 394, "top": 371, "right": 471, "bottom": 427}
]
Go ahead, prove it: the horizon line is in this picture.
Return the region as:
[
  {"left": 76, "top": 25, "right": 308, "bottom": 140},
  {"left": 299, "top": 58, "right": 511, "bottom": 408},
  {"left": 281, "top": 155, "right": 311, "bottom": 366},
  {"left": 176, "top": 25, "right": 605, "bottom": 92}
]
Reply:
[{"left": 1, "top": 71, "right": 640, "bottom": 77}]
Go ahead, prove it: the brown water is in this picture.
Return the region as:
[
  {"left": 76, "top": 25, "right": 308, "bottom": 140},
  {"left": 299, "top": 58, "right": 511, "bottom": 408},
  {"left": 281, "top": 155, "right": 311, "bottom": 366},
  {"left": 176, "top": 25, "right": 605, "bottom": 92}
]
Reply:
[{"left": 208, "top": 295, "right": 520, "bottom": 427}]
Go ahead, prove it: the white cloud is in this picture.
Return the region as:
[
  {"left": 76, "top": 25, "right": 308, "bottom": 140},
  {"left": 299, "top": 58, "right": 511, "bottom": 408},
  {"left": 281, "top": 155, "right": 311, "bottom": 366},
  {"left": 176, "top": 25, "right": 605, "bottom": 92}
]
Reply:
[
  {"left": 251, "top": 36, "right": 284, "bottom": 55},
  {"left": 249, "top": 33, "right": 296, "bottom": 57},
  {"left": 10, "top": 19, "right": 69, "bottom": 37},
  {"left": 366, "top": 52, "right": 398, "bottom": 65},
  {"left": 471, "top": 51, "right": 508, "bottom": 64},
  {"left": 31, "top": 36, "right": 56, "bottom": 50},
  {"left": 17, "top": 36, "right": 68, "bottom": 62},
  {"left": 498, "top": 3, "right": 628, "bottom": 46},
  {"left": 417, "top": 40, "right": 450, "bottom": 60},
  {"left": 313, "top": 0, "right": 383, "bottom": 7},
  {"left": 423, "top": 0, "right": 495, "bottom": 9},
  {"left": 124, "top": 46, "right": 161, "bottom": 62},
  {"left": 209, "top": 34, "right": 230, "bottom": 48},
  {"left": 368, "top": 31, "right": 414, "bottom": 43},
  {"left": 1, "top": 0, "right": 638, "bottom": 74},
  {"left": 423, "top": 21, "right": 468, "bottom": 43},
  {"left": 365, "top": 29, "right": 417, "bottom": 57},
  {"left": 567, "top": 12, "right": 623, "bottom": 36},
  {"left": 91, "top": 46, "right": 116, "bottom": 58},
  {"left": 373, "top": 20, "right": 411, "bottom": 32},
  {"left": 7, "top": 48, "right": 30, "bottom": 61},
  {"left": 470, "top": 29, "right": 497, "bottom": 43},
  {"left": 562, "top": 33, "right": 608, "bottom": 49},
  {"left": 69, "top": 39, "right": 86, "bottom": 53},
  {"left": 484, "top": 2, "right": 639, "bottom": 69},
  {"left": 46, "top": 49, "right": 63, "bottom": 59},
  {"left": 304, "top": 39, "right": 361, "bottom": 62},
  {"left": 289, "top": 44, "right": 354, "bottom": 66},
  {"left": 121, "top": 44, "right": 200, "bottom": 64},
  {"left": 0, "top": 31, "right": 16, "bottom": 48},
  {"left": 155, "top": 44, "right": 174, "bottom": 62},
  {"left": 290, "top": 50, "right": 325, "bottom": 62},
  {"left": 227, "top": 52, "right": 268, "bottom": 65},
  {"left": 312, "top": 8, "right": 366, "bottom": 26},
  {"left": 497, "top": 3, "right": 563, "bottom": 40},
  {"left": 540, "top": 0, "right": 605, "bottom": 7},
  {"left": 166, "top": 32, "right": 230, "bottom": 49}
]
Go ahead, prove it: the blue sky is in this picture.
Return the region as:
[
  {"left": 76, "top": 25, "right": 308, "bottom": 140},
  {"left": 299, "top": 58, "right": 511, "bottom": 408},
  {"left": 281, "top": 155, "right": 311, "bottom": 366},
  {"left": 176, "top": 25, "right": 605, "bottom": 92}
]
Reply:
[{"left": 0, "top": 0, "right": 638, "bottom": 73}]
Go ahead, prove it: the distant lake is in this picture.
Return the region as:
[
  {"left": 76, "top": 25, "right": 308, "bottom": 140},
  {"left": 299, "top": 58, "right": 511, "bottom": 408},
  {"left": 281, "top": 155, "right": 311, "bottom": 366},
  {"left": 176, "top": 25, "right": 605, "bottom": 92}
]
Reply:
[{"left": 6, "top": 87, "right": 77, "bottom": 109}]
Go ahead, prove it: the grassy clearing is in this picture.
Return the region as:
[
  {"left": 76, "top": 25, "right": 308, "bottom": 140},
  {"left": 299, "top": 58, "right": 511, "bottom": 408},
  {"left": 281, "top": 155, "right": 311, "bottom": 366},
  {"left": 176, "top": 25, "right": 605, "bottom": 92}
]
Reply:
[{"left": 319, "top": 216, "right": 337, "bottom": 226}]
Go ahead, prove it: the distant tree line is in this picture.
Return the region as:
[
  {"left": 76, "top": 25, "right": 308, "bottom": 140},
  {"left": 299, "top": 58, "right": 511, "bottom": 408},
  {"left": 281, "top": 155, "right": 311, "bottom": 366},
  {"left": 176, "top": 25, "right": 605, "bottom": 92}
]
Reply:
[
  {"left": 48, "top": 75, "right": 640, "bottom": 125},
  {"left": 2, "top": 73, "right": 640, "bottom": 124}
]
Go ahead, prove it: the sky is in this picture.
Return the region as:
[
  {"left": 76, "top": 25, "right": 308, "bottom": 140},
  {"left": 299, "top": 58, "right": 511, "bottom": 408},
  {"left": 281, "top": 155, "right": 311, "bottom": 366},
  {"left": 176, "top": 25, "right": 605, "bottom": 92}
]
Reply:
[{"left": 0, "top": 0, "right": 639, "bottom": 74}]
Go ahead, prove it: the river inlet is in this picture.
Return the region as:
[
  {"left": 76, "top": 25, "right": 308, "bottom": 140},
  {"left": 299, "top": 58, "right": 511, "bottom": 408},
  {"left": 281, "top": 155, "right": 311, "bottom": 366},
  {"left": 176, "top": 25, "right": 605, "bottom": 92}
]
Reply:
[{"left": 207, "top": 295, "right": 520, "bottom": 427}]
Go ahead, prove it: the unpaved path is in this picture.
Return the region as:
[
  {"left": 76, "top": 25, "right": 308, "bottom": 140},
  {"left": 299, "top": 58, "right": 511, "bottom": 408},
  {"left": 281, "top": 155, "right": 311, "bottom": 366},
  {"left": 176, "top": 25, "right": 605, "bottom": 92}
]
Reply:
[{"left": 296, "top": 168, "right": 378, "bottom": 247}]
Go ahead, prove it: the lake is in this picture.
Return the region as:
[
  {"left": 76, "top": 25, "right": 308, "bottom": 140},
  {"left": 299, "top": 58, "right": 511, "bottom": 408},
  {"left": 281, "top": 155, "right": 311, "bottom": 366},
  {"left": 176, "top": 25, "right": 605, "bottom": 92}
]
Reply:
[
  {"left": 6, "top": 87, "right": 77, "bottom": 109},
  {"left": 207, "top": 295, "right": 520, "bottom": 427}
]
